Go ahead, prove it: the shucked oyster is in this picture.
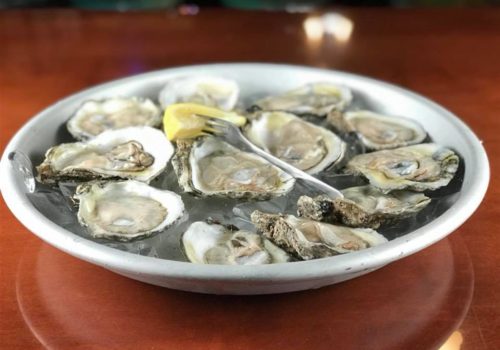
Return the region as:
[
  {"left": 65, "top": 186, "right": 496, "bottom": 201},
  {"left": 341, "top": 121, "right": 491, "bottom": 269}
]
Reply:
[
  {"left": 182, "top": 221, "right": 290, "bottom": 265},
  {"left": 345, "top": 143, "right": 459, "bottom": 192},
  {"left": 244, "top": 111, "right": 346, "bottom": 174},
  {"left": 37, "top": 126, "right": 173, "bottom": 184},
  {"left": 67, "top": 97, "right": 161, "bottom": 140},
  {"left": 252, "top": 82, "right": 352, "bottom": 116},
  {"left": 158, "top": 76, "right": 239, "bottom": 111},
  {"left": 251, "top": 211, "right": 387, "bottom": 260},
  {"left": 297, "top": 185, "right": 431, "bottom": 229},
  {"left": 328, "top": 110, "right": 427, "bottom": 150},
  {"left": 75, "top": 180, "right": 184, "bottom": 241},
  {"left": 172, "top": 136, "right": 295, "bottom": 199}
]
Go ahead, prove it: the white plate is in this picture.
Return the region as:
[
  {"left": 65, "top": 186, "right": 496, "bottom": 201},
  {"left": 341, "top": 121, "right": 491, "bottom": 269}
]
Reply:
[{"left": 0, "top": 63, "right": 489, "bottom": 295}]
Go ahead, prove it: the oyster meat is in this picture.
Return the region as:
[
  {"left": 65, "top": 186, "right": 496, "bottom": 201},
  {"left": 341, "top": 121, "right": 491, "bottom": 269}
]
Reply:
[
  {"left": 251, "top": 211, "right": 387, "bottom": 260},
  {"left": 172, "top": 136, "right": 295, "bottom": 199},
  {"left": 252, "top": 82, "right": 352, "bottom": 116},
  {"left": 182, "top": 221, "right": 290, "bottom": 265},
  {"left": 37, "top": 126, "right": 173, "bottom": 184},
  {"left": 328, "top": 110, "right": 427, "bottom": 150},
  {"left": 158, "top": 75, "right": 239, "bottom": 110},
  {"left": 244, "top": 111, "right": 346, "bottom": 174},
  {"left": 297, "top": 185, "right": 431, "bottom": 229},
  {"left": 67, "top": 97, "right": 161, "bottom": 140},
  {"left": 345, "top": 143, "right": 459, "bottom": 192},
  {"left": 75, "top": 180, "right": 184, "bottom": 241}
]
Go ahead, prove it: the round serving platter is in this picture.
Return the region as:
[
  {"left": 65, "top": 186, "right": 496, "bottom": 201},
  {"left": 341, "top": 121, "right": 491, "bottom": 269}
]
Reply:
[{"left": 0, "top": 63, "right": 489, "bottom": 295}]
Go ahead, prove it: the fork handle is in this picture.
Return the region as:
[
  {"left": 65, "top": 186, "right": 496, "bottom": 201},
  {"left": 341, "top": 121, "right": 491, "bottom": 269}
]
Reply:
[{"left": 239, "top": 137, "right": 344, "bottom": 199}]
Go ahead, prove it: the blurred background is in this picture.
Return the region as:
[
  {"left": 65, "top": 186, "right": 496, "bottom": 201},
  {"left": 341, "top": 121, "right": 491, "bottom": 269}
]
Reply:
[{"left": 1, "top": 0, "right": 499, "bottom": 9}]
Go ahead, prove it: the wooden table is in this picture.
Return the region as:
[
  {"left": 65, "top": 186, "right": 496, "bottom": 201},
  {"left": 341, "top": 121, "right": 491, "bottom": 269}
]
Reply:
[{"left": 0, "top": 8, "right": 498, "bottom": 350}]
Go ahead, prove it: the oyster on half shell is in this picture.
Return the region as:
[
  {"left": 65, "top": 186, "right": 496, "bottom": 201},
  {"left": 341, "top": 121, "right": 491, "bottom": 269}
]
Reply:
[
  {"left": 75, "top": 180, "right": 184, "bottom": 241},
  {"left": 158, "top": 75, "right": 239, "bottom": 111},
  {"left": 297, "top": 185, "right": 431, "bottom": 229},
  {"left": 67, "top": 97, "right": 161, "bottom": 141},
  {"left": 37, "top": 126, "right": 173, "bottom": 184},
  {"left": 182, "top": 221, "right": 290, "bottom": 265},
  {"left": 172, "top": 136, "right": 295, "bottom": 199},
  {"left": 345, "top": 143, "right": 459, "bottom": 192},
  {"left": 328, "top": 110, "right": 427, "bottom": 150},
  {"left": 251, "top": 211, "right": 387, "bottom": 260},
  {"left": 252, "top": 82, "right": 352, "bottom": 116},
  {"left": 244, "top": 111, "right": 346, "bottom": 174}
]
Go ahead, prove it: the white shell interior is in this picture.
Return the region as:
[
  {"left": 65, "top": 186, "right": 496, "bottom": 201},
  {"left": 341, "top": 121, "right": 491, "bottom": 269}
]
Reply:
[
  {"left": 189, "top": 137, "right": 295, "bottom": 197},
  {"left": 158, "top": 75, "right": 239, "bottom": 110},
  {"left": 245, "top": 111, "right": 345, "bottom": 174},
  {"left": 67, "top": 97, "right": 161, "bottom": 140},
  {"left": 257, "top": 82, "right": 353, "bottom": 115},
  {"left": 343, "top": 110, "right": 427, "bottom": 149},
  {"left": 80, "top": 126, "right": 173, "bottom": 183},
  {"left": 77, "top": 180, "right": 185, "bottom": 239}
]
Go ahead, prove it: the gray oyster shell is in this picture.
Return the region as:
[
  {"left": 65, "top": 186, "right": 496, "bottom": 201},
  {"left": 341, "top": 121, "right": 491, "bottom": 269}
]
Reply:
[
  {"left": 244, "top": 111, "right": 346, "bottom": 174},
  {"left": 328, "top": 110, "right": 427, "bottom": 150},
  {"left": 251, "top": 211, "right": 387, "bottom": 260},
  {"left": 67, "top": 97, "right": 161, "bottom": 141},
  {"left": 75, "top": 180, "right": 184, "bottom": 241},
  {"left": 297, "top": 185, "right": 431, "bottom": 229},
  {"left": 252, "top": 82, "right": 352, "bottom": 117},
  {"left": 182, "top": 220, "right": 290, "bottom": 265},
  {"left": 345, "top": 143, "right": 459, "bottom": 192},
  {"left": 158, "top": 75, "right": 239, "bottom": 110},
  {"left": 36, "top": 127, "right": 173, "bottom": 184},
  {"left": 172, "top": 136, "right": 295, "bottom": 199}
]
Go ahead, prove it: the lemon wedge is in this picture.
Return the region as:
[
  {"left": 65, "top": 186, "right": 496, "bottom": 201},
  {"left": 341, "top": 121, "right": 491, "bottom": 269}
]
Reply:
[{"left": 163, "top": 103, "right": 247, "bottom": 141}]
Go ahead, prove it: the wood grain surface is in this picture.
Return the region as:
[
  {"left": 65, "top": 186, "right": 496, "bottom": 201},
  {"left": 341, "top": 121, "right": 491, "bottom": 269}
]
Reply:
[{"left": 1, "top": 8, "right": 499, "bottom": 350}]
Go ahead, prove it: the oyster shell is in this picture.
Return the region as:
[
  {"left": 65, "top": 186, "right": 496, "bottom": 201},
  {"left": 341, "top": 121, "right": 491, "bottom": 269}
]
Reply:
[
  {"left": 252, "top": 82, "right": 352, "bottom": 116},
  {"left": 158, "top": 75, "right": 239, "bottom": 110},
  {"left": 244, "top": 111, "right": 346, "bottom": 174},
  {"left": 251, "top": 211, "right": 387, "bottom": 260},
  {"left": 297, "top": 185, "right": 431, "bottom": 229},
  {"left": 328, "top": 110, "right": 427, "bottom": 150},
  {"left": 172, "top": 136, "right": 295, "bottom": 199},
  {"left": 182, "top": 221, "right": 290, "bottom": 265},
  {"left": 67, "top": 97, "right": 161, "bottom": 140},
  {"left": 37, "top": 126, "right": 173, "bottom": 184},
  {"left": 345, "top": 143, "right": 459, "bottom": 192},
  {"left": 75, "top": 180, "right": 184, "bottom": 241}
]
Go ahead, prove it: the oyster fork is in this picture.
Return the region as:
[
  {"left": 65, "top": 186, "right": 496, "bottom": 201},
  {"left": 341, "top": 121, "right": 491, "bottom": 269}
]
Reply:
[{"left": 199, "top": 116, "right": 343, "bottom": 199}]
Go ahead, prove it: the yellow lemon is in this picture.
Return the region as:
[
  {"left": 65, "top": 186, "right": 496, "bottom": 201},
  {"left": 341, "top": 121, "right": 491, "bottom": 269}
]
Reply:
[{"left": 163, "top": 103, "right": 247, "bottom": 141}]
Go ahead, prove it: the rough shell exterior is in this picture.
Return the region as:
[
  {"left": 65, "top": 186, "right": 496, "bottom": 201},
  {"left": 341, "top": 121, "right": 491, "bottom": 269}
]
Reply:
[
  {"left": 251, "top": 211, "right": 386, "bottom": 260},
  {"left": 297, "top": 186, "right": 431, "bottom": 229}
]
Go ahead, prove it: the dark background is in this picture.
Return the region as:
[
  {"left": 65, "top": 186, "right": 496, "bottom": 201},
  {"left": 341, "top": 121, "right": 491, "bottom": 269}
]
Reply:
[{"left": 2, "top": 0, "right": 500, "bottom": 9}]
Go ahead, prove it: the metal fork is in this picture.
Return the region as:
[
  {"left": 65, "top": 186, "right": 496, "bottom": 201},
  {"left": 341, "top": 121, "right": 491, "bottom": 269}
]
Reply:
[{"left": 200, "top": 116, "right": 343, "bottom": 199}]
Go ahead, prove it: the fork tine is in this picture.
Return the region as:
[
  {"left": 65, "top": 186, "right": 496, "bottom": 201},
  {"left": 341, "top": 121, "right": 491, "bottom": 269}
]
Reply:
[
  {"left": 195, "top": 114, "right": 219, "bottom": 122},
  {"left": 204, "top": 119, "right": 227, "bottom": 129},
  {"left": 201, "top": 127, "right": 223, "bottom": 136},
  {"left": 196, "top": 115, "right": 233, "bottom": 137},
  {"left": 196, "top": 114, "right": 234, "bottom": 127}
]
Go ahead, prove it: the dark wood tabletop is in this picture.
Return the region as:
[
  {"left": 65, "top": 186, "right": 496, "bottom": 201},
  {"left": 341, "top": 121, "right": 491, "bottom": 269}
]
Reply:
[{"left": 0, "top": 8, "right": 499, "bottom": 350}]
